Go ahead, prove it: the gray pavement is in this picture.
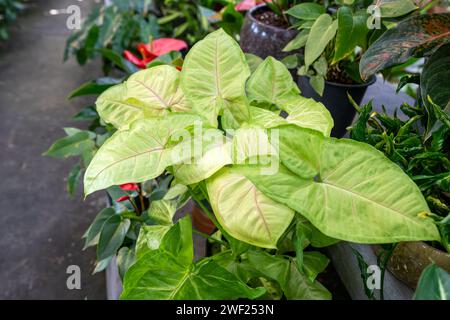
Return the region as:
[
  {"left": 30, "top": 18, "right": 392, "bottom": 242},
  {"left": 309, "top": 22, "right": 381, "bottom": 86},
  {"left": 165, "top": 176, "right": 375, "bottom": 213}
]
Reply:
[{"left": 0, "top": 0, "right": 105, "bottom": 299}]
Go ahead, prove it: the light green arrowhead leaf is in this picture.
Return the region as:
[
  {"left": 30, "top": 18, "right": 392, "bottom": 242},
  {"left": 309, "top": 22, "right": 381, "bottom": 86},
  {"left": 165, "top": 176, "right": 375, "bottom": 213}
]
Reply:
[
  {"left": 146, "top": 199, "right": 176, "bottom": 225},
  {"left": 173, "top": 130, "right": 233, "bottom": 185},
  {"left": 305, "top": 14, "right": 338, "bottom": 69},
  {"left": 181, "top": 29, "right": 250, "bottom": 128},
  {"left": 247, "top": 57, "right": 300, "bottom": 107},
  {"left": 247, "top": 57, "right": 333, "bottom": 136},
  {"left": 206, "top": 168, "right": 295, "bottom": 249},
  {"left": 283, "top": 97, "right": 333, "bottom": 136},
  {"left": 84, "top": 113, "right": 201, "bottom": 195},
  {"left": 135, "top": 225, "right": 171, "bottom": 258},
  {"left": 236, "top": 125, "right": 441, "bottom": 243},
  {"left": 96, "top": 65, "right": 188, "bottom": 129}
]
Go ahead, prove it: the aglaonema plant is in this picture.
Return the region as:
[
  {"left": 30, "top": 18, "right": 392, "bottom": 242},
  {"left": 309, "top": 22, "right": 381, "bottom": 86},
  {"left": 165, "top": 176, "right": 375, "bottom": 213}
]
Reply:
[{"left": 83, "top": 29, "right": 441, "bottom": 300}]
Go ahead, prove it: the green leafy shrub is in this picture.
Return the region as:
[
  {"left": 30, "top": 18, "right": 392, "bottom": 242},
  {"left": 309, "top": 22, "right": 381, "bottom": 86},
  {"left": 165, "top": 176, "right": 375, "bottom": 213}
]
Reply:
[
  {"left": 282, "top": 0, "right": 420, "bottom": 95},
  {"left": 64, "top": 0, "right": 242, "bottom": 66},
  {"left": 0, "top": 0, "right": 24, "bottom": 40},
  {"left": 81, "top": 29, "right": 441, "bottom": 299}
]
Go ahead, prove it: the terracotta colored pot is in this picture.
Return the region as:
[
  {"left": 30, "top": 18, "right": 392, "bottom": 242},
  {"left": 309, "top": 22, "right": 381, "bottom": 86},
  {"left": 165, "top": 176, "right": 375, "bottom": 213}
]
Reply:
[
  {"left": 240, "top": 5, "right": 298, "bottom": 60},
  {"left": 192, "top": 204, "right": 216, "bottom": 235},
  {"left": 374, "top": 242, "right": 450, "bottom": 289}
]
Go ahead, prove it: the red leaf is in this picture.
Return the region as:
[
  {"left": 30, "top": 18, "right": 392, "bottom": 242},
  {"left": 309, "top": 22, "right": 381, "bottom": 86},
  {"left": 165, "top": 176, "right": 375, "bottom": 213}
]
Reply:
[
  {"left": 116, "top": 195, "right": 131, "bottom": 202},
  {"left": 120, "top": 183, "right": 140, "bottom": 191}
]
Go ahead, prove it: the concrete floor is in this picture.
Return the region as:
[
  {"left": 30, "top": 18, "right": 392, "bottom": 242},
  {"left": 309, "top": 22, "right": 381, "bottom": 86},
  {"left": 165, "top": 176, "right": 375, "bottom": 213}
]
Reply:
[{"left": 0, "top": 0, "right": 105, "bottom": 299}]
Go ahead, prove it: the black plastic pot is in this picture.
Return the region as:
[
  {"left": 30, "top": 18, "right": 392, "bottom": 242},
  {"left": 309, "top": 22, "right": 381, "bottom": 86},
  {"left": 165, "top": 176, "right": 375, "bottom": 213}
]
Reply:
[
  {"left": 240, "top": 5, "right": 298, "bottom": 60},
  {"left": 297, "top": 76, "right": 376, "bottom": 137}
]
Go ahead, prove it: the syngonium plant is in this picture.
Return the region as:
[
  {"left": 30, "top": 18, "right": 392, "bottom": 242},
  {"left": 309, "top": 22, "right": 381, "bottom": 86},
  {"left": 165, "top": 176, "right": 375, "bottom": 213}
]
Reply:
[{"left": 84, "top": 29, "right": 441, "bottom": 300}]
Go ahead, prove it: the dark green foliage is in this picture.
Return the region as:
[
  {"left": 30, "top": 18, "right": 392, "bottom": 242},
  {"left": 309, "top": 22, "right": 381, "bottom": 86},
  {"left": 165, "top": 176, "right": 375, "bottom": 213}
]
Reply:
[{"left": 0, "top": 0, "right": 24, "bottom": 40}]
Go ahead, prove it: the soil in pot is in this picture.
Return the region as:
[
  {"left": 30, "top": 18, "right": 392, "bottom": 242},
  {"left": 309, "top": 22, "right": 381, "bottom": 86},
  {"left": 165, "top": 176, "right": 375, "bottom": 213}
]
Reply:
[
  {"left": 240, "top": 5, "right": 298, "bottom": 61},
  {"left": 374, "top": 242, "right": 450, "bottom": 289},
  {"left": 297, "top": 74, "right": 376, "bottom": 138}
]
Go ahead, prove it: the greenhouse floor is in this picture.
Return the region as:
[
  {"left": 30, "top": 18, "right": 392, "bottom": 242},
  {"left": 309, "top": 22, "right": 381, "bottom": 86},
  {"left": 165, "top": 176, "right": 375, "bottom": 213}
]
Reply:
[{"left": 0, "top": 0, "right": 105, "bottom": 299}]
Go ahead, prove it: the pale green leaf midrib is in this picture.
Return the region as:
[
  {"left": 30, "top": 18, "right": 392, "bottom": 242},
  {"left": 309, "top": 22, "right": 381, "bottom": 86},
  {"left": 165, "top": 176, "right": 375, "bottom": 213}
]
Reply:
[
  {"left": 90, "top": 146, "right": 164, "bottom": 183},
  {"left": 134, "top": 79, "right": 169, "bottom": 108},
  {"left": 168, "top": 269, "right": 191, "bottom": 299},
  {"left": 438, "top": 277, "right": 447, "bottom": 300},
  {"left": 214, "top": 36, "right": 222, "bottom": 98}
]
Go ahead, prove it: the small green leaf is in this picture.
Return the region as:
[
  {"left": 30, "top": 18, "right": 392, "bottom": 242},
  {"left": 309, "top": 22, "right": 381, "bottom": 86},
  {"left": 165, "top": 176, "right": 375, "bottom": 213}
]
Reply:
[
  {"left": 283, "top": 30, "right": 309, "bottom": 52},
  {"left": 286, "top": 3, "right": 325, "bottom": 20},
  {"left": 67, "top": 163, "right": 83, "bottom": 195},
  {"left": 333, "top": 7, "right": 369, "bottom": 64},
  {"left": 97, "top": 215, "right": 131, "bottom": 260},
  {"left": 44, "top": 132, "right": 95, "bottom": 158},
  {"left": 83, "top": 207, "right": 116, "bottom": 249},
  {"left": 135, "top": 225, "right": 171, "bottom": 258},
  {"left": 146, "top": 200, "right": 176, "bottom": 226}
]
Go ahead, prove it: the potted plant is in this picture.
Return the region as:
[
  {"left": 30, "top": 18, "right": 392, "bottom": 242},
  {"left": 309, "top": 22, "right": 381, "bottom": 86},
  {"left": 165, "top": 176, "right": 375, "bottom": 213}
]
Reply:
[
  {"left": 82, "top": 29, "right": 443, "bottom": 299},
  {"left": 284, "top": 0, "right": 424, "bottom": 137},
  {"left": 64, "top": 0, "right": 233, "bottom": 67},
  {"left": 239, "top": 1, "right": 300, "bottom": 60},
  {"left": 353, "top": 12, "right": 450, "bottom": 289}
]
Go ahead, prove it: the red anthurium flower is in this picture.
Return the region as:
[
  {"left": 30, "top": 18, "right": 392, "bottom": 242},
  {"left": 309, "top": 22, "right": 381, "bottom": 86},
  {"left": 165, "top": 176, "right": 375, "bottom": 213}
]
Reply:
[
  {"left": 116, "top": 195, "right": 131, "bottom": 202},
  {"left": 144, "top": 38, "right": 188, "bottom": 57},
  {"left": 120, "top": 183, "right": 140, "bottom": 191},
  {"left": 235, "top": 0, "right": 269, "bottom": 11},
  {"left": 123, "top": 50, "right": 148, "bottom": 69},
  {"left": 124, "top": 38, "right": 188, "bottom": 69}
]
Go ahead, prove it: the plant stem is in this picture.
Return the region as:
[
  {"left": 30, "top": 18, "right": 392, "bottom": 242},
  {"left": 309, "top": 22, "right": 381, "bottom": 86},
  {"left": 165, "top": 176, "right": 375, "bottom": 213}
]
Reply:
[
  {"left": 188, "top": 186, "right": 220, "bottom": 229},
  {"left": 128, "top": 198, "right": 140, "bottom": 215},
  {"left": 193, "top": 229, "right": 228, "bottom": 247},
  {"left": 138, "top": 184, "right": 145, "bottom": 216},
  {"left": 121, "top": 212, "right": 144, "bottom": 222}
]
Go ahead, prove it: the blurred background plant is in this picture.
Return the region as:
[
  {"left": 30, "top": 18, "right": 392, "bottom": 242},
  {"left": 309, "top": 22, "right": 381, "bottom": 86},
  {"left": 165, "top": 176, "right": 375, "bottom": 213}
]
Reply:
[
  {"left": 0, "top": 0, "right": 24, "bottom": 40},
  {"left": 64, "top": 0, "right": 244, "bottom": 67}
]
